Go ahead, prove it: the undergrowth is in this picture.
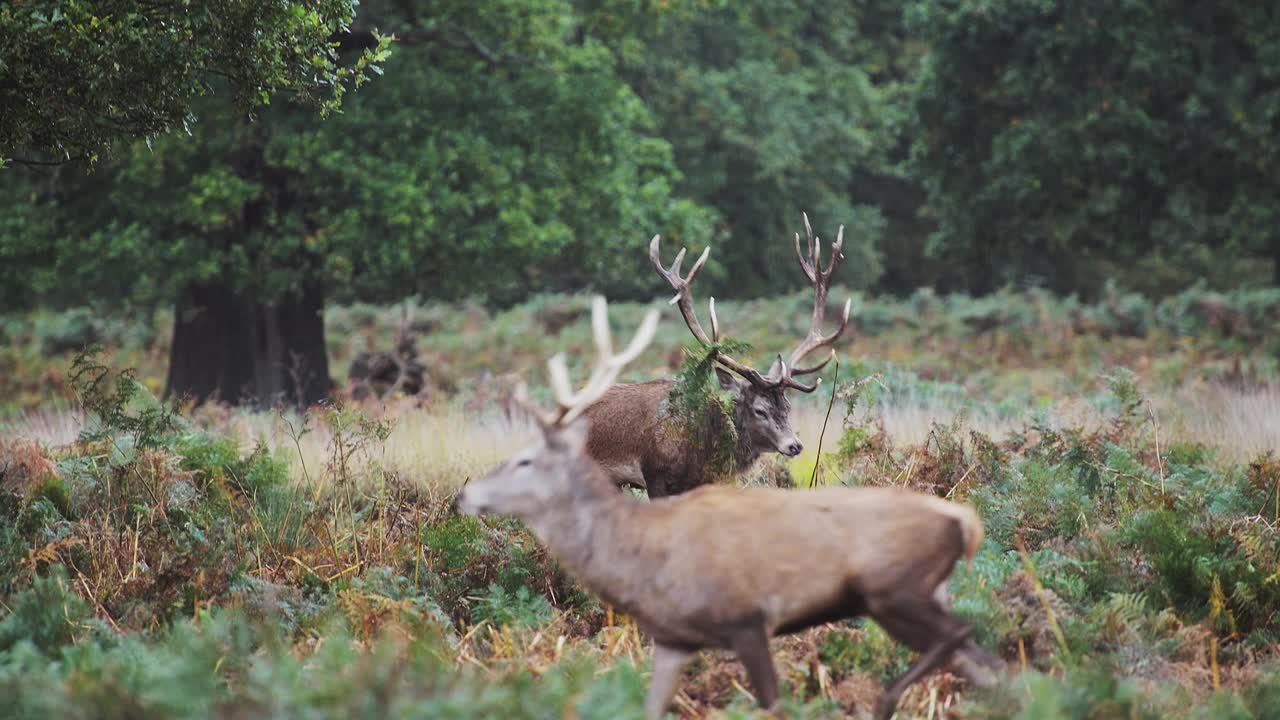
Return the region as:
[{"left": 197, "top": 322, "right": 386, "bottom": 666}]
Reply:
[
  {"left": 660, "top": 341, "right": 749, "bottom": 483},
  {"left": 0, "top": 347, "right": 1278, "bottom": 718}
]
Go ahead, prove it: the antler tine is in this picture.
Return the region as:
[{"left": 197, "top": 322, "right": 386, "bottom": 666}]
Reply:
[
  {"left": 650, "top": 235, "right": 712, "bottom": 344},
  {"left": 708, "top": 297, "right": 720, "bottom": 342},
  {"left": 803, "top": 211, "right": 816, "bottom": 260},
  {"left": 669, "top": 247, "right": 687, "bottom": 282},
  {"left": 562, "top": 299, "right": 662, "bottom": 424},
  {"left": 512, "top": 381, "right": 559, "bottom": 428},
  {"left": 787, "top": 295, "right": 853, "bottom": 374},
  {"left": 511, "top": 298, "right": 659, "bottom": 426},
  {"left": 783, "top": 376, "right": 821, "bottom": 393},
  {"left": 650, "top": 235, "right": 778, "bottom": 388},
  {"left": 590, "top": 295, "right": 613, "bottom": 359},
  {"left": 793, "top": 232, "right": 815, "bottom": 283},
  {"left": 827, "top": 224, "right": 845, "bottom": 277},
  {"left": 781, "top": 215, "right": 854, "bottom": 391}
]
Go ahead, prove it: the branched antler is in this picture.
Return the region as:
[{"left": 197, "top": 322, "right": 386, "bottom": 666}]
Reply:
[
  {"left": 650, "top": 235, "right": 779, "bottom": 388},
  {"left": 515, "top": 297, "right": 659, "bottom": 426},
  {"left": 649, "top": 213, "right": 853, "bottom": 393},
  {"left": 780, "top": 212, "right": 853, "bottom": 392}
]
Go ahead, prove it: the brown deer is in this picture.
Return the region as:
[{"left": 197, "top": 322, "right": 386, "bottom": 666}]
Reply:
[
  {"left": 584, "top": 213, "right": 852, "bottom": 497},
  {"left": 455, "top": 300, "right": 1002, "bottom": 720}
]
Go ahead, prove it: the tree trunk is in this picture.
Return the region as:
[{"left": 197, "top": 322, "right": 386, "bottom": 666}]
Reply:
[
  {"left": 1274, "top": 239, "right": 1280, "bottom": 287},
  {"left": 165, "top": 279, "right": 332, "bottom": 409}
]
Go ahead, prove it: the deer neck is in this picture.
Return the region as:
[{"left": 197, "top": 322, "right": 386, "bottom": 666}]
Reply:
[
  {"left": 725, "top": 398, "right": 764, "bottom": 470},
  {"left": 522, "top": 458, "right": 651, "bottom": 607}
]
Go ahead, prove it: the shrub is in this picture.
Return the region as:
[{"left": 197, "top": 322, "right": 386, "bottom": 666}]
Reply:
[
  {"left": 472, "top": 584, "right": 555, "bottom": 630},
  {"left": 0, "top": 565, "right": 93, "bottom": 655}
]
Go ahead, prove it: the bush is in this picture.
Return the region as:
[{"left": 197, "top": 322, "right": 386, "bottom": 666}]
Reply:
[
  {"left": 0, "top": 565, "right": 93, "bottom": 655},
  {"left": 472, "top": 584, "right": 555, "bottom": 630}
]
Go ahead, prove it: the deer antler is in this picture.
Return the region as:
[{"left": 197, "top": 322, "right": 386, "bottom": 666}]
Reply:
[
  {"left": 514, "top": 297, "right": 660, "bottom": 427},
  {"left": 777, "top": 212, "right": 853, "bottom": 393},
  {"left": 650, "top": 235, "right": 781, "bottom": 388}
]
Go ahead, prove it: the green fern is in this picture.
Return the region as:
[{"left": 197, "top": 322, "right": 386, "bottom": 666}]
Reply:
[{"left": 662, "top": 341, "right": 748, "bottom": 481}]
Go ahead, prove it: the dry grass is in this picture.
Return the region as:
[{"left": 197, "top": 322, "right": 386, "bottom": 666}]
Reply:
[
  {"left": 792, "top": 383, "right": 1280, "bottom": 467},
  {"left": 7, "top": 383, "right": 1277, "bottom": 495},
  {"left": 227, "top": 400, "right": 538, "bottom": 493},
  {"left": 0, "top": 403, "right": 85, "bottom": 447},
  {"left": 1173, "top": 383, "right": 1280, "bottom": 462}
]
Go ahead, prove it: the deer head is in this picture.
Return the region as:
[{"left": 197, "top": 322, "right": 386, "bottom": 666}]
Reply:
[{"left": 650, "top": 213, "right": 852, "bottom": 458}]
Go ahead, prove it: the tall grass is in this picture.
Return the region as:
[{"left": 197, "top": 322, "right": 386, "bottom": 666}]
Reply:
[
  {"left": 1178, "top": 384, "right": 1280, "bottom": 461},
  {"left": 7, "top": 382, "right": 1277, "bottom": 493}
]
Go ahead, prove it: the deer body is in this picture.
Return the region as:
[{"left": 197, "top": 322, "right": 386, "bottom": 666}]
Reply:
[
  {"left": 456, "top": 282, "right": 999, "bottom": 720},
  {"left": 582, "top": 377, "right": 794, "bottom": 497},
  {"left": 459, "top": 418, "right": 1001, "bottom": 720},
  {"left": 526, "top": 452, "right": 982, "bottom": 647},
  {"left": 598, "top": 217, "right": 852, "bottom": 498}
]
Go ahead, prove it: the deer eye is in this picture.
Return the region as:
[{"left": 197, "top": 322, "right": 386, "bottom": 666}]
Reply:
[
  {"left": 516, "top": 459, "right": 532, "bottom": 468},
  {"left": 754, "top": 408, "right": 768, "bottom": 418}
]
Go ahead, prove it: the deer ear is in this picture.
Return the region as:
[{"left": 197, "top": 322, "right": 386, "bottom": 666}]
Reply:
[
  {"left": 545, "top": 417, "right": 591, "bottom": 454},
  {"left": 715, "top": 366, "right": 744, "bottom": 392}
]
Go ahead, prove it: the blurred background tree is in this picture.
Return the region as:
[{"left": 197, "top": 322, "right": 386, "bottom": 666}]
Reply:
[
  {"left": 0, "top": 0, "right": 388, "bottom": 166},
  {"left": 910, "top": 0, "right": 1280, "bottom": 295},
  {"left": 3, "top": 0, "right": 1279, "bottom": 408}
]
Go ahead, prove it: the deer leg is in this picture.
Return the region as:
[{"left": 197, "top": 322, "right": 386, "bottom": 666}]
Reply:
[
  {"left": 731, "top": 624, "right": 779, "bottom": 710},
  {"left": 870, "top": 595, "right": 972, "bottom": 720},
  {"left": 643, "top": 471, "right": 669, "bottom": 499},
  {"left": 646, "top": 642, "right": 692, "bottom": 720},
  {"left": 932, "top": 580, "right": 1005, "bottom": 679},
  {"left": 950, "top": 644, "right": 1002, "bottom": 688},
  {"left": 875, "top": 626, "right": 971, "bottom": 720}
]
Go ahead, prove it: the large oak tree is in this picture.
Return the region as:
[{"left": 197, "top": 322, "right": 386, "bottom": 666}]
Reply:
[{"left": 0, "top": 0, "right": 711, "bottom": 407}]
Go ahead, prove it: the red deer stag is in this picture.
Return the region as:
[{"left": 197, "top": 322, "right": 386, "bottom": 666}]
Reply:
[
  {"left": 456, "top": 298, "right": 1001, "bottom": 720},
  {"left": 583, "top": 213, "right": 852, "bottom": 497}
]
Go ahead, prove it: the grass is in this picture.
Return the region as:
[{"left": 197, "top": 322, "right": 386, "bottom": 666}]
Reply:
[
  {"left": 9, "top": 381, "right": 1278, "bottom": 490},
  {"left": 2, "top": 289, "right": 1280, "bottom": 718}
]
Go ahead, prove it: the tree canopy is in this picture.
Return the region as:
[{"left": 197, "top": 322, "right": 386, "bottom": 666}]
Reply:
[
  {"left": 0, "top": 0, "right": 388, "bottom": 166},
  {"left": 910, "top": 0, "right": 1280, "bottom": 293},
  {"left": 3, "top": 0, "right": 1279, "bottom": 407}
]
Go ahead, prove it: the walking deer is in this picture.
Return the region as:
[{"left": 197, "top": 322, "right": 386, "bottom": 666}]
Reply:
[
  {"left": 584, "top": 214, "right": 852, "bottom": 497},
  {"left": 456, "top": 298, "right": 1001, "bottom": 720}
]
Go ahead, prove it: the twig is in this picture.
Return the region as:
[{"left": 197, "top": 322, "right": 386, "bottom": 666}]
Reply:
[
  {"left": 944, "top": 465, "right": 975, "bottom": 499},
  {"left": 895, "top": 455, "right": 918, "bottom": 488},
  {"left": 810, "top": 357, "right": 840, "bottom": 488},
  {"left": 75, "top": 572, "right": 121, "bottom": 633},
  {"left": 1146, "top": 401, "right": 1165, "bottom": 494},
  {"left": 125, "top": 514, "right": 141, "bottom": 583}
]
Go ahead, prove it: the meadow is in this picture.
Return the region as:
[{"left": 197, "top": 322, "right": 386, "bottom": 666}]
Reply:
[{"left": 1, "top": 286, "right": 1280, "bottom": 718}]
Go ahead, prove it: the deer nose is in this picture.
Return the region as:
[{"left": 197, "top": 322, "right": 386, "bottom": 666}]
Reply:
[{"left": 782, "top": 440, "right": 803, "bottom": 457}]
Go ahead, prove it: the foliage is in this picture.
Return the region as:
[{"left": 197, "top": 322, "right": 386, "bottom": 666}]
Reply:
[
  {"left": 587, "top": 0, "right": 905, "bottom": 296},
  {"left": 910, "top": 0, "right": 1280, "bottom": 294},
  {"left": 817, "top": 623, "right": 911, "bottom": 683},
  {"left": 472, "top": 584, "right": 556, "bottom": 630},
  {"left": 70, "top": 348, "right": 179, "bottom": 451},
  {"left": 2, "top": 337, "right": 1280, "bottom": 717},
  {"left": 0, "top": 0, "right": 390, "bottom": 165},
  {"left": 661, "top": 342, "right": 749, "bottom": 482},
  {"left": 0, "top": 0, "right": 712, "bottom": 313},
  {"left": 5, "top": 282, "right": 1280, "bottom": 420},
  {"left": 0, "top": 565, "right": 94, "bottom": 655}
]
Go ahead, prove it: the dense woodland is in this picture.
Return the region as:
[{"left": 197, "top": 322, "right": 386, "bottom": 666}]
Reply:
[{"left": 3, "top": 0, "right": 1279, "bottom": 407}]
